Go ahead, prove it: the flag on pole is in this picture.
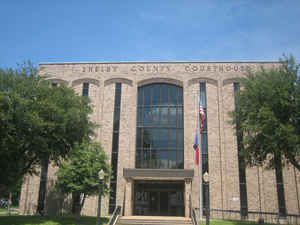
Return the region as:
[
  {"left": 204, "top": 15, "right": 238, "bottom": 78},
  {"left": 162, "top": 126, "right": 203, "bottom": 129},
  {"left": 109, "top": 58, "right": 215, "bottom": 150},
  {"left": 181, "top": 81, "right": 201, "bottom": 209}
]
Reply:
[
  {"left": 200, "top": 105, "right": 205, "bottom": 134},
  {"left": 192, "top": 97, "right": 206, "bottom": 165},
  {"left": 193, "top": 132, "right": 199, "bottom": 165}
]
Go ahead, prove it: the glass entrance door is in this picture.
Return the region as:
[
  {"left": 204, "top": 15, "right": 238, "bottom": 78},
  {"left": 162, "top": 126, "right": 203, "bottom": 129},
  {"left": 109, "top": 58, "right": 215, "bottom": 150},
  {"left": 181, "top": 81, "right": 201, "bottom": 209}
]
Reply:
[{"left": 134, "top": 180, "right": 184, "bottom": 216}]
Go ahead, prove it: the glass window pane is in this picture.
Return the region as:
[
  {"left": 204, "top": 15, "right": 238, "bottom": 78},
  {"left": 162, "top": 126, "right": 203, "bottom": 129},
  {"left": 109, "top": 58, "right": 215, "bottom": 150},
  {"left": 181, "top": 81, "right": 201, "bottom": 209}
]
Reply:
[
  {"left": 137, "top": 108, "right": 143, "bottom": 126},
  {"left": 169, "top": 151, "right": 177, "bottom": 169},
  {"left": 152, "top": 84, "right": 160, "bottom": 105},
  {"left": 136, "top": 128, "right": 142, "bottom": 148},
  {"left": 200, "top": 83, "right": 206, "bottom": 107},
  {"left": 178, "top": 108, "right": 183, "bottom": 128},
  {"left": 136, "top": 150, "right": 142, "bottom": 168},
  {"left": 143, "top": 107, "right": 151, "bottom": 125},
  {"left": 177, "top": 151, "right": 184, "bottom": 169},
  {"left": 169, "top": 129, "right": 176, "bottom": 148},
  {"left": 143, "top": 128, "right": 152, "bottom": 148},
  {"left": 82, "top": 83, "right": 89, "bottom": 96},
  {"left": 112, "top": 132, "right": 119, "bottom": 151},
  {"left": 203, "top": 109, "right": 207, "bottom": 131},
  {"left": 201, "top": 133, "right": 208, "bottom": 154},
  {"left": 178, "top": 87, "right": 183, "bottom": 105},
  {"left": 177, "top": 129, "right": 183, "bottom": 148},
  {"left": 111, "top": 152, "right": 118, "bottom": 176},
  {"left": 202, "top": 153, "right": 208, "bottom": 172},
  {"left": 160, "top": 107, "right": 168, "bottom": 125},
  {"left": 169, "top": 107, "right": 177, "bottom": 126},
  {"left": 141, "top": 151, "right": 150, "bottom": 168},
  {"left": 138, "top": 88, "right": 143, "bottom": 105},
  {"left": 158, "top": 151, "right": 168, "bottom": 168},
  {"left": 115, "top": 93, "right": 121, "bottom": 108},
  {"left": 152, "top": 128, "right": 159, "bottom": 148},
  {"left": 116, "top": 83, "right": 122, "bottom": 90},
  {"left": 159, "top": 129, "right": 168, "bottom": 148},
  {"left": 161, "top": 84, "right": 169, "bottom": 105},
  {"left": 169, "top": 85, "right": 177, "bottom": 105},
  {"left": 113, "top": 108, "right": 120, "bottom": 130},
  {"left": 151, "top": 150, "right": 158, "bottom": 168},
  {"left": 136, "top": 83, "right": 184, "bottom": 169},
  {"left": 144, "top": 86, "right": 151, "bottom": 105},
  {"left": 152, "top": 108, "right": 159, "bottom": 125}
]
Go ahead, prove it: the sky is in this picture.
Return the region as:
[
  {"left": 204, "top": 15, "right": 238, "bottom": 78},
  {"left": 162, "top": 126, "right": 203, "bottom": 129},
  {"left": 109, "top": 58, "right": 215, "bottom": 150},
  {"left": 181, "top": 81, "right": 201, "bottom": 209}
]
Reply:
[{"left": 1, "top": 0, "right": 300, "bottom": 69}]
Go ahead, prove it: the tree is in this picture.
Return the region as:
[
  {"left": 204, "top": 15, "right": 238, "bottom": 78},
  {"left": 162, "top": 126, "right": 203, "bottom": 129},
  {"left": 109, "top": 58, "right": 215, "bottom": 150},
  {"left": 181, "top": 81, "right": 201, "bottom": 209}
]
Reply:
[
  {"left": 231, "top": 55, "right": 300, "bottom": 171},
  {"left": 55, "top": 141, "right": 110, "bottom": 220},
  {"left": 0, "top": 62, "right": 96, "bottom": 214}
]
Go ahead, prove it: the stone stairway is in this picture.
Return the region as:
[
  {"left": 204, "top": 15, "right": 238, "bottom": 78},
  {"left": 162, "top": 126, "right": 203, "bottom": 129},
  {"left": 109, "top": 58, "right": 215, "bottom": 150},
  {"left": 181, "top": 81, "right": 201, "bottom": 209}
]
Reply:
[{"left": 116, "top": 216, "right": 193, "bottom": 225}]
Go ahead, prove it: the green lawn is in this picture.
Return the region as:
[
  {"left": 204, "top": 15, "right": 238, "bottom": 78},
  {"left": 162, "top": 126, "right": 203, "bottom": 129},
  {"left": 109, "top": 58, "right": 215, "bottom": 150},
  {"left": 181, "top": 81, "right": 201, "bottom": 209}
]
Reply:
[
  {"left": 0, "top": 206, "right": 18, "bottom": 212},
  {"left": 0, "top": 215, "right": 109, "bottom": 225}
]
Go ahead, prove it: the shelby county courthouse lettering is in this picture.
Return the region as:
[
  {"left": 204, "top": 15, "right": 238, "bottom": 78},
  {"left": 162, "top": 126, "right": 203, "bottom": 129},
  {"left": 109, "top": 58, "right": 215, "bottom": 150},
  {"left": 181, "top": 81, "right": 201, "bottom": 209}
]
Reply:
[
  {"left": 20, "top": 61, "right": 300, "bottom": 222},
  {"left": 79, "top": 63, "right": 274, "bottom": 74}
]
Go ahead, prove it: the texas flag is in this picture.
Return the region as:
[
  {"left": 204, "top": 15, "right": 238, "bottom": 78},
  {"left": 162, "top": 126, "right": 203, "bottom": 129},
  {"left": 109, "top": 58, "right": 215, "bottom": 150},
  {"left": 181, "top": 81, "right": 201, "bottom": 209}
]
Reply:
[{"left": 193, "top": 133, "right": 199, "bottom": 165}]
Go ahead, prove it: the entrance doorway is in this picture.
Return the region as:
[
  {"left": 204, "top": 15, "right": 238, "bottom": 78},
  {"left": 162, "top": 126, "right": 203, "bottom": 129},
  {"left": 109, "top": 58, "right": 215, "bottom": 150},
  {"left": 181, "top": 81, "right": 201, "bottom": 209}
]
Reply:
[{"left": 134, "top": 180, "right": 184, "bottom": 216}]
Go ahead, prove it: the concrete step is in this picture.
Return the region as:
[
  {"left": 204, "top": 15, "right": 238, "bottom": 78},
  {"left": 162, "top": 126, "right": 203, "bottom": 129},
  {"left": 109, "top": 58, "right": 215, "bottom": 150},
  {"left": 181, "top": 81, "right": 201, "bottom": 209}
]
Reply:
[{"left": 117, "top": 216, "right": 193, "bottom": 225}]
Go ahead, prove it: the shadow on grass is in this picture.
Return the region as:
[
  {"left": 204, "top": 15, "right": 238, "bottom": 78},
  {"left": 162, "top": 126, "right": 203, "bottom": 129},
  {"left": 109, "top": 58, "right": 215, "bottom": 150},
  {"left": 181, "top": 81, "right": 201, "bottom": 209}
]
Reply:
[{"left": 0, "top": 215, "right": 109, "bottom": 225}]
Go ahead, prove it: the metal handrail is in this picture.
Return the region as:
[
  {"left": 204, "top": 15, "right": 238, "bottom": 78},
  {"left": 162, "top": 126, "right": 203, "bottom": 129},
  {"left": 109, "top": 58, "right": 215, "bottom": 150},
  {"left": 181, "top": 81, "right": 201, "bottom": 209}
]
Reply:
[
  {"left": 107, "top": 205, "right": 121, "bottom": 225},
  {"left": 191, "top": 208, "right": 199, "bottom": 225}
]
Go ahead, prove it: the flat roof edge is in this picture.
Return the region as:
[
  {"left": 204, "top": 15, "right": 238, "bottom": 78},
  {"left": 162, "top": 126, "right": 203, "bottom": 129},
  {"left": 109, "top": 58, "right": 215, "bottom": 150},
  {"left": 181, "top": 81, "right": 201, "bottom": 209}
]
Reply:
[{"left": 39, "top": 60, "right": 280, "bottom": 66}]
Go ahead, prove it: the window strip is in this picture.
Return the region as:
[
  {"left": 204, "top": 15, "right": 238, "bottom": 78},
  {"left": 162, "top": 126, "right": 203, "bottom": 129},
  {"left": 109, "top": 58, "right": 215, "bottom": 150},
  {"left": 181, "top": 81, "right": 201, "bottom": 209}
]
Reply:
[
  {"left": 275, "top": 155, "right": 287, "bottom": 217},
  {"left": 109, "top": 83, "right": 122, "bottom": 214},
  {"left": 82, "top": 82, "right": 89, "bottom": 96},
  {"left": 200, "top": 82, "right": 209, "bottom": 215},
  {"left": 234, "top": 82, "right": 248, "bottom": 218}
]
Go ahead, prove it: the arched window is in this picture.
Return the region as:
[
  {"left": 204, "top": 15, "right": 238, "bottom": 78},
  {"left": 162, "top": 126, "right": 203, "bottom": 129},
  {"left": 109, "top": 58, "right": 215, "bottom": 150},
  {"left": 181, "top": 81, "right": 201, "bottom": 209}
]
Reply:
[{"left": 136, "top": 83, "right": 183, "bottom": 169}]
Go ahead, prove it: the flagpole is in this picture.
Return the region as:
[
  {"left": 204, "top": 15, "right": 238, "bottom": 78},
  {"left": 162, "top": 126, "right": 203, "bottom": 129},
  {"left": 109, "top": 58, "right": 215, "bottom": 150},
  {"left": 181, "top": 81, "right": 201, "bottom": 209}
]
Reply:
[{"left": 198, "top": 96, "right": 203, "bottom": 221}]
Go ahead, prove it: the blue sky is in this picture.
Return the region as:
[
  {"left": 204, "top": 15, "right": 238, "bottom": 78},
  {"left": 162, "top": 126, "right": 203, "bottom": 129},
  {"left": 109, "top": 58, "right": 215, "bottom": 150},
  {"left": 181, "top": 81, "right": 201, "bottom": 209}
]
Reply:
[{"left": 1, "top": 0, "right": 300, "bottom": 68}]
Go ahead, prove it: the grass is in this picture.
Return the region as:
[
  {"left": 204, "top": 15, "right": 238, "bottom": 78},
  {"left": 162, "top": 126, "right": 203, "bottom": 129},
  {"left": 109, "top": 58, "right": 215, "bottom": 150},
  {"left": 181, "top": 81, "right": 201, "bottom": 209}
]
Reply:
[
  {"left": 0, "top": 215, "right": 109, "bottom": 225},
  {"left": 0, "top": 206, "right": 19, "bottom": 214}
]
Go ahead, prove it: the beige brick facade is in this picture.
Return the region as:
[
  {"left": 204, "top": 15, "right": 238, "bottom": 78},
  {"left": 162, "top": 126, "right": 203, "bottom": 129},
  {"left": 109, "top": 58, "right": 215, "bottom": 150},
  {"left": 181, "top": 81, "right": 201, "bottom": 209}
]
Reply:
[{"left": 19, "top": 61, "right": 300, "bottom": 221}]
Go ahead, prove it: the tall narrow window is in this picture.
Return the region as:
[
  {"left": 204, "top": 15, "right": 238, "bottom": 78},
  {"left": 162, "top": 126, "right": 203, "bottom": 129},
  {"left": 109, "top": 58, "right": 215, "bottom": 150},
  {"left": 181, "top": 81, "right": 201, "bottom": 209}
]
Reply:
[
  {"left": 275, "top": 155, "right": 287, "bottom": 217},
  {"left": 136, "top": 83, "right": 183, "bottom": 169},
  {"left": 82, "top": 82, "right": 89, "bottom": 96},
  {"left": 109, "top": 83, "right": 122, "bottom": 214},
  {"left": 234, "top": 82, "right": 248, "bottom": 218},
  {"left": 200, "top": 82, "right": 209, "bottom": 215}
]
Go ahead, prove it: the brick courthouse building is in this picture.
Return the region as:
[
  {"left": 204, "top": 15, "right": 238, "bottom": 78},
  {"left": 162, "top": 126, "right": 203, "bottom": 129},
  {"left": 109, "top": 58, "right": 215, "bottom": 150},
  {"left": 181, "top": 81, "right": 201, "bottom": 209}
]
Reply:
[{"left": 19, "top": 61, "right": 300, "bottom": 220}]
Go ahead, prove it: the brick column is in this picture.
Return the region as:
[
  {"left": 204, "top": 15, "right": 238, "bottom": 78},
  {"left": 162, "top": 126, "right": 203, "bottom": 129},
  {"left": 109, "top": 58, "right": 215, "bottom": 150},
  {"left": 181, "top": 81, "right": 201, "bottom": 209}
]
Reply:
[
  {"left": 124, "top": 178, "right": 133, "bottom": 216},
  {"left": 185, "top": 179, "right": 192, "bottom": 217}
]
